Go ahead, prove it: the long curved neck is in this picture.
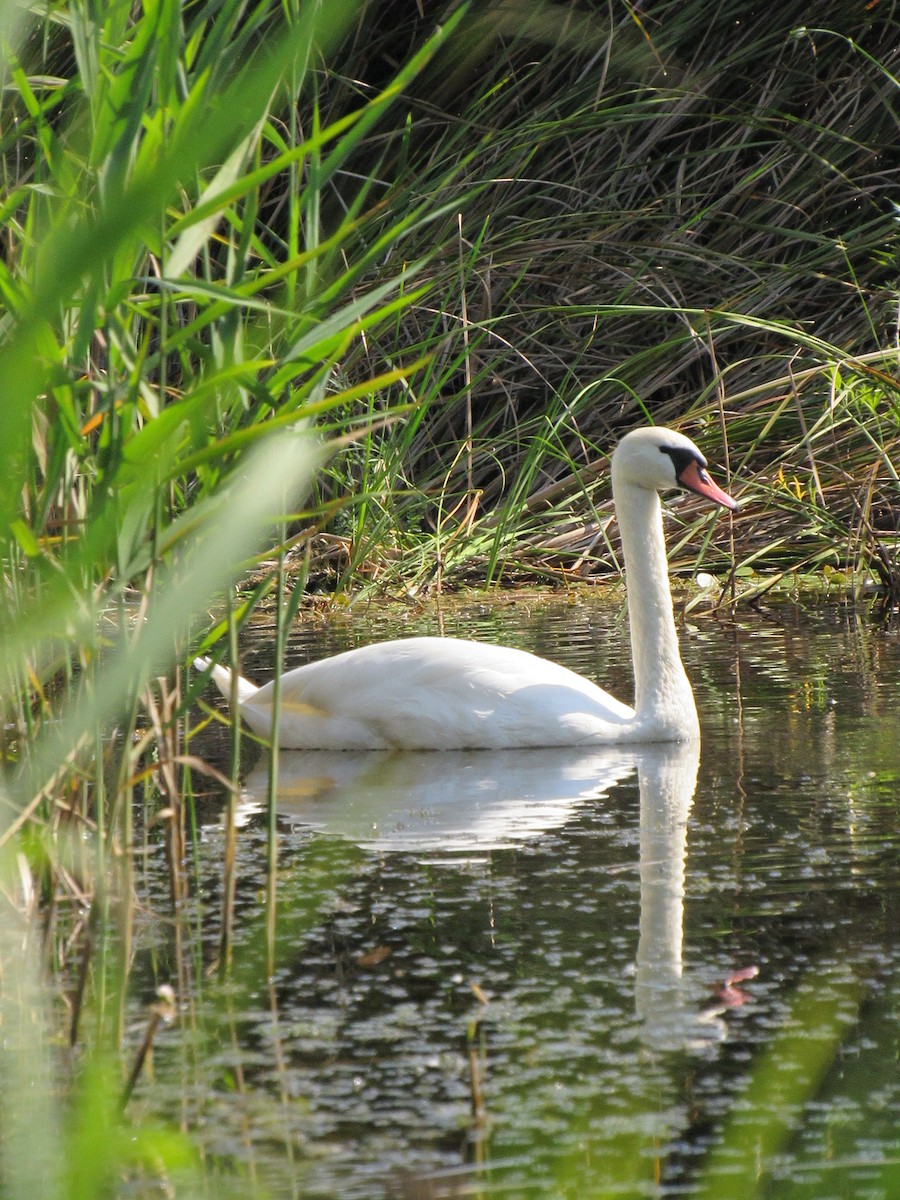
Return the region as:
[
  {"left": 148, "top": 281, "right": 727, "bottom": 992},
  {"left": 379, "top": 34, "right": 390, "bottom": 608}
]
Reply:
[{"left": 614, "top": 480, "right": 699, "bottom": 738}]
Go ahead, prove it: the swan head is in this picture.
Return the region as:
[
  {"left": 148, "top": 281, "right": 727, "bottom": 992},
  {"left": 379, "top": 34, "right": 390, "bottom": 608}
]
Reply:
[{"left": 612, "top": 427, "right": 739, "bottom": 511}]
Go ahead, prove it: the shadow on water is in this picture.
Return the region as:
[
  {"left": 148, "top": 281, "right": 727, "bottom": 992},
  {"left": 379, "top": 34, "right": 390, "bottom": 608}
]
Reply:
[{"left": 136, "top": 597, "right": 900, "bottom": 1199}]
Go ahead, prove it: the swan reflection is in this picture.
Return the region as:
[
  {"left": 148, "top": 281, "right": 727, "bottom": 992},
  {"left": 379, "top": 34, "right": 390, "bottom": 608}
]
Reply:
[
  {"left": 241, "top": 740, "right": 740, "bottom": 1049},
  {"left": 632, "top": 742, "right": 729, "bottom": 1050},
  {"left": 242, "top": 745, "right": 637, "bottom": 852}
]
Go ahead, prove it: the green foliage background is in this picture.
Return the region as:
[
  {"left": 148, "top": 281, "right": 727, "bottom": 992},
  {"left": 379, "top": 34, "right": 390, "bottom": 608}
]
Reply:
[{"left": 0, "top": 1, "right": 899, "bottom": 1194}]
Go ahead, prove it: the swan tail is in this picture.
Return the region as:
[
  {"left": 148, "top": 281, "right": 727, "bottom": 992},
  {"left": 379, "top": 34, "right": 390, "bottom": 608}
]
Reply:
[{"left": 193, "top": 656, "right": 258, "bottom": 705}]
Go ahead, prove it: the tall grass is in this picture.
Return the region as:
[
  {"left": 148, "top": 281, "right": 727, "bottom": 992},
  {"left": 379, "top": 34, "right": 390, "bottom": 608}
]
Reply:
[
  {"left": 0, "top": 1, "right": 467, "bottom": 1193},
  {"left": 0, "top": 0, "right": 472, "bottom": 781},
  {"left": 1, "top": 0, "right": 899, "bottom": 1195},
  {"left": 302, "top": 0, "right": 900, "bottom": 597}
]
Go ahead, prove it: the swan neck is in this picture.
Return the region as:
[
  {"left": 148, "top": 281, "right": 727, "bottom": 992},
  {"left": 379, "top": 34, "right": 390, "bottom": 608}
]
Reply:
[{"left": 615, "top": 480, "right": 698, "bottom": 736}]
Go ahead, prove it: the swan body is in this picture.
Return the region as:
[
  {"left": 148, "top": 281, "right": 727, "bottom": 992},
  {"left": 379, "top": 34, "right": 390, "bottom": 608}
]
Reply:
[{"left": 196, "top": 426, "right": 737, "bottom": 749}]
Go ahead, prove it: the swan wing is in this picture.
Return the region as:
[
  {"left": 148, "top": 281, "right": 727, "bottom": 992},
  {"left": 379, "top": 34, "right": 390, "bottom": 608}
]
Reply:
[{"left": 243, "top": 637, "right": 635, "bottom": 749}]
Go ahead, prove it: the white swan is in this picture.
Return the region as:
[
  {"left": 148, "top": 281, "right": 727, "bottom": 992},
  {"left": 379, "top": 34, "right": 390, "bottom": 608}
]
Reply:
[{"left": 195, "top": 426, "right": 738, "bottom": 749}]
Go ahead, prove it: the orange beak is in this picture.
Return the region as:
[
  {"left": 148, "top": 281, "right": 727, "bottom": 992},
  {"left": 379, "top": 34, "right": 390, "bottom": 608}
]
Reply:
[{"left": 677, "top": 459, "right": 739, "bottom": 511}]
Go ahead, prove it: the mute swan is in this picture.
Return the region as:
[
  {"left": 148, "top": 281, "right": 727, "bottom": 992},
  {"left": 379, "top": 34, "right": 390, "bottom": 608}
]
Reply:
[{"left": 195, "top": 426, "right": 738, "bottom": 749}]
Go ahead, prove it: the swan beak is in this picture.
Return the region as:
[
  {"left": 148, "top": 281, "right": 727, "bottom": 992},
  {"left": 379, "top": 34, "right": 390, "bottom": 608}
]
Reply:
[{"left": 678, "top": 460, "right": 739, "bottom": 511}]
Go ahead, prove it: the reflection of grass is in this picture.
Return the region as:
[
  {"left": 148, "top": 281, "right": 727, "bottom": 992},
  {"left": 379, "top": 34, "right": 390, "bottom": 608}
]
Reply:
[
  {"left": 466, "top": 967, "right": 883, "bottom": 1200},
  {"left": 693, "top": 973, "right": 863, "bottom": 1200},
  {"left": 1, "top": 0, "right": 899, "bottom": 1194}
]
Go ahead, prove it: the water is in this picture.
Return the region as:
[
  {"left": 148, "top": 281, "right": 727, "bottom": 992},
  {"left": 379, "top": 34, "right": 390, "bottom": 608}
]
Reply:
[{"left": 133, "top": 596, "right": 900, "bottom": 1198}]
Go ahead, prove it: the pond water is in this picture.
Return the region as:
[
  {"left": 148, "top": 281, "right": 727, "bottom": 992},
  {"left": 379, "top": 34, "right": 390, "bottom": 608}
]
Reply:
[{"left": 134, "top": 595, "right": 900, "bottom": 1199}]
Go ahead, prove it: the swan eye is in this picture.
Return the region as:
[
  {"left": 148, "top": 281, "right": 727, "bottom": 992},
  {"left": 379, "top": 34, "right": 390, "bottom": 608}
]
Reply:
[{"left": 660, "top": 445, "right": 706, "bottom": 480}]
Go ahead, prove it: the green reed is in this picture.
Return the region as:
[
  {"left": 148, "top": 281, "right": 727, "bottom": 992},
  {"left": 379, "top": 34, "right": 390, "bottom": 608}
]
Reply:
[{"left": 0, "top": 1, "right": 468, "bottom": 1194}]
